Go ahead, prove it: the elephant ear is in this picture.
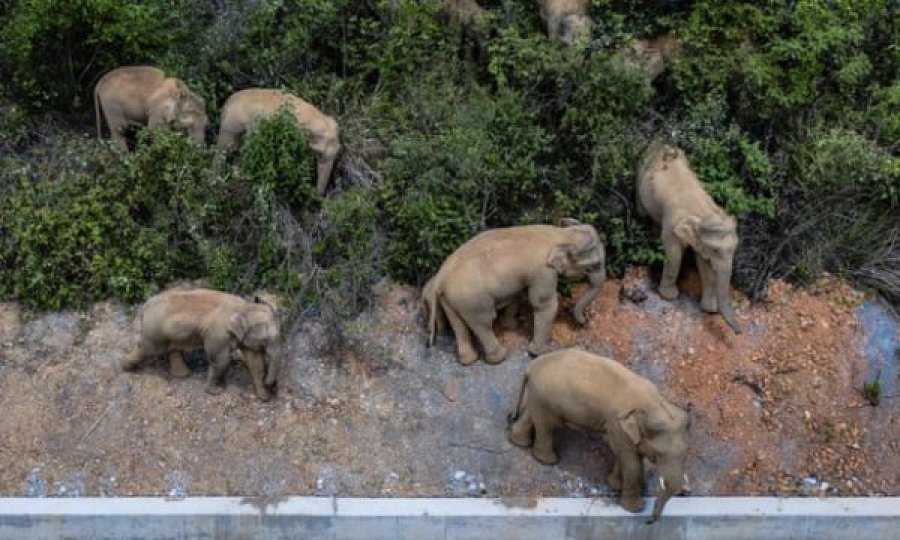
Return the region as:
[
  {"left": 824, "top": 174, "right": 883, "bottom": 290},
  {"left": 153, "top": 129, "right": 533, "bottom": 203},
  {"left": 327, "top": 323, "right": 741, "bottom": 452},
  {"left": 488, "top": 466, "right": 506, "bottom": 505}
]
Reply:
[
  {"left": 557, "top": 217, "right": 582, "bottom": 228},
  {"left": 619, "top": 409, "right": 642, "bottom": 446},
  {"left": 547, "top": 244, "right": 575, "bottom": 272},
  {"left": 673, "top": 216, "right": 701, "bottom": 247},
  {"left": 228, "top": 311, "right": 250, "bottom": 343}
]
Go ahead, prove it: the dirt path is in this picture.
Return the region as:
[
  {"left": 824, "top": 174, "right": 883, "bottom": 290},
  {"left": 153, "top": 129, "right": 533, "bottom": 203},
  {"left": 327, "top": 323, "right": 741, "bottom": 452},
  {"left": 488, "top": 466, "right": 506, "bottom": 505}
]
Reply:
[{"left": 0, "top": 269, "right": 897, "bottom": 499}]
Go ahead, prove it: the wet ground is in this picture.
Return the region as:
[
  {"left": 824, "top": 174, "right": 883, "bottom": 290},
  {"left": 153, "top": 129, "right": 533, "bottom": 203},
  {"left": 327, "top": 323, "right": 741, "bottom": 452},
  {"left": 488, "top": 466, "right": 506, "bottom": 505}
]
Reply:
[{"left": 0, "top": 268, "right": 897, "bottom": 499}]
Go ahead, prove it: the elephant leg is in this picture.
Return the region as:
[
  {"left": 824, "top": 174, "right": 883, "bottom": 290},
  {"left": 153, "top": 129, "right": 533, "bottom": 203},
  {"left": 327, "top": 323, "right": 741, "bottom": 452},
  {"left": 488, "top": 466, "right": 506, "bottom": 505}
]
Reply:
[
  {"left": 508, "top": 408, "right": 534, "bottom": 448},
  {"left": 659, "top": 235, "right": 683, "bottom": 301},
  {"left": 121, "top": 338, "right": 162, "bottom": 371},
  {"left": 168, "top": 351, "right": 191, "bottom": 378},
  {"left": 466, "top": 309, "right": 508, "bottom": 364},
  {"left": 527, "top": 287, "right": 558, "bottom": 357},
  {"left": 530, "top": 407, "right": 559, "bottom": 465},
  {"left": 243, "top": 350, "right": 271, "bottom": 402},
  {"left": 216, "top": 128, "right": 241, "bottom": 152},
  {"left": 611, "top": 445, "right": 646, "bottom": 513},
  {"left": 607, "top": 459, "right": 623, "bottom": 491},
  {"left": 499, "top": 301, "right": 519, "bottom": 330},
  {"left": 696, "top": 256, "right": 718, "bottom": 313},
  {"left": 441, "top": 301, "right": 479, "bottom": 365},
  {"left": 315, "top": 156, "right": 335, "bottom": 195},
  {"left": 205, "top": 349, "right": 231, "bottom": 395}
]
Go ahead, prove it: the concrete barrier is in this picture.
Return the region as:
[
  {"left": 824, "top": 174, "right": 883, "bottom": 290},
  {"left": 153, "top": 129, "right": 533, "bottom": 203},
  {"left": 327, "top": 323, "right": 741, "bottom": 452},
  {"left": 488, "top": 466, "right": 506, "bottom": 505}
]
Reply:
[{"left": 1, "top": 497, "right": 899, "bottom": 539}]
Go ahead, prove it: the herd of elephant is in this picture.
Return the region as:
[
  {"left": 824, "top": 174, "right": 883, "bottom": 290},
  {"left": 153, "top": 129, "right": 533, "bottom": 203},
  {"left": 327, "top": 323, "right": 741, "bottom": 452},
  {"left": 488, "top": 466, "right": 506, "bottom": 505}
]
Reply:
[
  {"left": 121, "top": 142, "right": 738, "bottom": 523},
  {"left": 94, "top": 66, "right": 341, "bottom": 195},
  {"left": 102, "top": 0, "right": 736, "bottom": 524}
]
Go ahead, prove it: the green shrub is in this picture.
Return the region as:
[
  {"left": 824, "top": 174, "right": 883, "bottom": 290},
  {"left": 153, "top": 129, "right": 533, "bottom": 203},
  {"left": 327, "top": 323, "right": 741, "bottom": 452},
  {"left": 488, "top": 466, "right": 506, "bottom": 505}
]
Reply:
[
  {"left": 239, "top": 109, "right": 317, "bottom": 214},
  {"left": 0, "top": 0, "right": 195, "bottom": 111},
  {"left": 379, "top": 79, "right": 551, "bottom": 283},
  {"left": 0, "top": 135, "right": 177, "bottom": 308}
]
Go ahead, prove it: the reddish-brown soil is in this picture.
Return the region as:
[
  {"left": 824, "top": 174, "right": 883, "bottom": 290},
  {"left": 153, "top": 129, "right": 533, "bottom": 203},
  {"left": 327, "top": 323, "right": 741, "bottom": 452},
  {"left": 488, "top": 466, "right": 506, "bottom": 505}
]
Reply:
[{"left": 0, "top": 267, "right": 897, "bottom": 499}]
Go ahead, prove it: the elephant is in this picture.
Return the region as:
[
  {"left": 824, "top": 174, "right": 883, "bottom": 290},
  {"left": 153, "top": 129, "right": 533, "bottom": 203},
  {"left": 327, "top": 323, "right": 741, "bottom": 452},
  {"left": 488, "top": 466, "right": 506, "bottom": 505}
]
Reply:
[
  {"left": 536, "top": 0, "right": 591, "bottom": 45},
  {"left": 445, "top": 0, "right": 489, "bottom": 25},
  {"left": 94, "top": 66, "right": 208, "bottom": 150},
  {"left": 508, "top": 348, "right": 690, "bottom": 523},
  {"left": 217, "top": 88, "right": 341, "bottom": 195},
  {"left": 623, "top": 33, "right": 681, "bottom": 81},
  {"left": 423, "top": 218, "right": 606, "bottom": 365},
  {"left": 636, "top": 140, "right": 742, "bottom": 334},
  {"left": 121, "top": 288, "right": 281, "bottom": 401}
]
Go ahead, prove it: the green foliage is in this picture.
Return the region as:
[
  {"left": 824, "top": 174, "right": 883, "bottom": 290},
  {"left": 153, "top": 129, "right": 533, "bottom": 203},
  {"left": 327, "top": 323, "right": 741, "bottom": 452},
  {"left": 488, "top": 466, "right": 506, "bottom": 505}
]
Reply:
[
  {"left": 863, "top": 370, "right": 882, "bottom": 407},
  {"left": 671, "top": 94, "right": 776, "bottom": 217},
  {"left": 239, "top": 109, "right": 317, "bottom": 213},
  {"left": 0, "top": 134, "right": 184, "bottom": 308},
  {"left": 0, "top": 0, "right": 192, "bottom": 110},
  {"left": 792, "top": 127, "right": 899, "bottom": 208},
  {"left": 379, "top": 79, "right": 551, "bottom": 283},
  {"left": 2, "top": 0, "right": 899, "bottom": 313}
]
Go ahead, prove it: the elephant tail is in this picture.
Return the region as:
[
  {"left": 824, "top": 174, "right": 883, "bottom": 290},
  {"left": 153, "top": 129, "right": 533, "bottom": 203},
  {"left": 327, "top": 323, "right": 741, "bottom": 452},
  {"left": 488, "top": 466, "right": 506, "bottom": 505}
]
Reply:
[
  {"left": 507, "top": 368, "right": 530, "bottom": 426},
  {"left": 423, "top": 278, "right": 440, "bottom": 348},
  {"left": 94, "top": 80, "right": 103, "bottom": 139}
]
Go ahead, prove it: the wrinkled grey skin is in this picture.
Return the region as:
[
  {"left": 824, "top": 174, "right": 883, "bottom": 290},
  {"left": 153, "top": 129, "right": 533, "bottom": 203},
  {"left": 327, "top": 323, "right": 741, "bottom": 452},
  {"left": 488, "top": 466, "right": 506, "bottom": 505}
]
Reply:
[{"left": 508, "top": 348, "right": 690, "bottom": 522}]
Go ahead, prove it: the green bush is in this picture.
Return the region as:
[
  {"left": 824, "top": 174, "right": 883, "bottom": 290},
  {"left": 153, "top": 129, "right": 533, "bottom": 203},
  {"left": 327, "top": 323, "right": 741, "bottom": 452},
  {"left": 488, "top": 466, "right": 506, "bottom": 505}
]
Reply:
[
  {"left": 0, "top": 0, "right": 195, "bottom": 111},
  {"left": 0, "top": 134, "right": 181, "bottom": 308},
  {"left": 379, "top": 78, "right": 551, "bottom": 283},
  {"left": 2, "top": 0, "right": 899, "bottom": 312}
]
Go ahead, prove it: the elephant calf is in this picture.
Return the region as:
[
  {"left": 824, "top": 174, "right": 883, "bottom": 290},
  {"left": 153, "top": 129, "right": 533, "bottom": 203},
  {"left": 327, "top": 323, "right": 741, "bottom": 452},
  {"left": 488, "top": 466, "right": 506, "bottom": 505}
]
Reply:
[
  {"left": 636, "top": 141, "right": 742, "bottom": 333},
  {"left": 94, "top": 66, "right": 208, "bottom": 150},
  {"left": 423, "top": 219, "right": 606, "bottom": 365},
  {"left": 217, "top": 88, "right": 341, "bottom": 195},
  {"left": 508, "top": 348, "right": 690, "bottom": 522},
  {"left": 536, "top": 0, "right": 591, "bottom": 45},
  {"left": 122, "top": 288, "right": 281, "bottom": 401}
]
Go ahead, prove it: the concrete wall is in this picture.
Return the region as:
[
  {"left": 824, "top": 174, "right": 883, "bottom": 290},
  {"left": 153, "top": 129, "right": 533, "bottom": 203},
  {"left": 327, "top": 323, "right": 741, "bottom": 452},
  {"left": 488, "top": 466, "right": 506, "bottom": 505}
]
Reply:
[{"left": 1, "top": 497, "right": 899, "bottom": 540}]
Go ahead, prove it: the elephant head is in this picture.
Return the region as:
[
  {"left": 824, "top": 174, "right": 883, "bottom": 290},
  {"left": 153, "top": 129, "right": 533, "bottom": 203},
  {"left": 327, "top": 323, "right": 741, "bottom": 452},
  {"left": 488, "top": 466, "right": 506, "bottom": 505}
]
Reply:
[
  {"left": 228, "top": 296, "right": 281, "bottom": 386},
  {"left": 548, "top": 218, "right": 606, "bottom": 324},
  {"left": 307, "top": 116, "right": 341, "bottom": 195},
  {"left": 674, "top": 212, "right": 741, "bottom": 334},
  {"left": 170, "top": 81, "right": 208, "bottom": 145},
  {"left": 620, "top": 401, "right": 690, "bottom": 523}
]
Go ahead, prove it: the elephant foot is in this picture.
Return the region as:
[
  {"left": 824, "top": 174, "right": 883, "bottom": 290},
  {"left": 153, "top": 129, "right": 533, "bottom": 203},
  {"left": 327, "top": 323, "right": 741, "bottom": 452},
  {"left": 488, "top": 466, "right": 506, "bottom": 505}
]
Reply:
[
  {"left": 458, "top": 349, "right": 479, "bottom": 366},
  {"left": 254, "top": 388, "right": 272, "bottom": 402},
  {"left": 620, "top": 495, "right": 646, "bottom": 513},
  {"left": 119, "top": 357, "right": 140, "bottom": 372},
  {"left": 484, "top": 346, "right": 509, "bottom": 365},
  {"left": 658, "top": 283, "right": 679, "bottom": 301},
  {"left": 606, "top": 471, "right": 622, "bottom": 491},
  {"left": 527, "top": 341, "right": 554, "bottom": 358},
  {"left": 532, "top": 447, "right": 559, "bottom": 465},
  {"left": 572, "top": 310, "right": 587, "bottom": 326},
  {"left": 205, "top": 384, "right": 225, "bottom": 396},
  {"left": 169, "top": 363, "right": 191, "bottom": 379},
  {"left": 701, "top": 295, "right": 718, "bottom": 313},
  {"left": 507, "top": 428, "right": 533, "bottom": 448}
]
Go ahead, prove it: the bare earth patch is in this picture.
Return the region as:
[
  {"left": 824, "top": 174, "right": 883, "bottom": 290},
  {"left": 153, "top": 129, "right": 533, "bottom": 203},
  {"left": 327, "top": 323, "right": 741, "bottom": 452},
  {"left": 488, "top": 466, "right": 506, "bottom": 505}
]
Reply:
[{"left": 0, "top": 268, "right": 897, "bottom": 500}]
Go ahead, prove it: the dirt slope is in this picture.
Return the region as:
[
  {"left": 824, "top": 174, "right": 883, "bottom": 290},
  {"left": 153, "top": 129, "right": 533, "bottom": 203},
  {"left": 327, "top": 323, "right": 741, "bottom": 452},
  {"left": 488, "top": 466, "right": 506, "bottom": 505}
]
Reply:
[{"left": 0, "top": 268, "right": 897, "bottom": 499}]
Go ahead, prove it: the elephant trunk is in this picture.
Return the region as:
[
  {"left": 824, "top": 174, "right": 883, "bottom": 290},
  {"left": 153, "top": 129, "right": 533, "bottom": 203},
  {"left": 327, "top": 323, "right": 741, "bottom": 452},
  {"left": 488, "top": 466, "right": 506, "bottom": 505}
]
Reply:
[
  {"left": 191, "top": 126, "right": 206, "bottom": 146},
  {"left": 264, "top": 344, "right": 282, "bottom": 386},
  {"left": 316, "top": 157, "right": 335, "bottom": 195},
  {"left": 572, "top": 268, "right": 605, "bottom": 325},
  {"left": 715, "top": 266, "right": 741, "bottom": 334},
  {"left": 648, "top": 467, "right": 684, "bottom": 524}
]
